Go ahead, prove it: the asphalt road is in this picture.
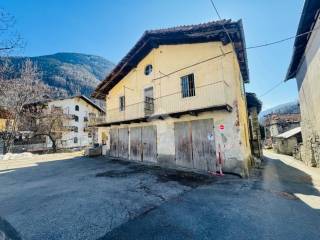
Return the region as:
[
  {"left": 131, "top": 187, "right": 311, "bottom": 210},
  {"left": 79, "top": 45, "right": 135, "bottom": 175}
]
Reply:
[
  {"left": 101, "top": 151, "right": 320, "bottom": 240},
  {"left": 0, "top": 151, "right": 319, "bottom": 240}
]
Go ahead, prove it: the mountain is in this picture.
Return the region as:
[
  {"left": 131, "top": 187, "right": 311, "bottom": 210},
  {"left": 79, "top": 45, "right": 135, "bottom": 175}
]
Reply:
[
  {"left": 259, "top": 101, "right": 300, "bottom": 124},
  {"left": 4, "top": 52, "right": 114, "bottom": 97}
]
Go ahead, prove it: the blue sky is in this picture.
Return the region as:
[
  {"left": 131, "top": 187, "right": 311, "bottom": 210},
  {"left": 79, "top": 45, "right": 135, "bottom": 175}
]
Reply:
[{"left": 2, "top": 0, "right": 304, "bottom": 110}]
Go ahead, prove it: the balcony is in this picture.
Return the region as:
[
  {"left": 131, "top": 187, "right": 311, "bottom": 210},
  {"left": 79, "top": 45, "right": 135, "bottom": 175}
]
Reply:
[
  {"left": 106, "top": 81, "right": 232, "bottom": 124},
  {"left": 60, "top": 126, "right": 78, "bottom": 132},
  {"left": 88, "top": 116, "right": 105, "bottom": 126}
]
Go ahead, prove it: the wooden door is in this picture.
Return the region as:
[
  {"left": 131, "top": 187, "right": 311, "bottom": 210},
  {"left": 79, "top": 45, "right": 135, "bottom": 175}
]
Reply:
[
  {"left": 191, "top": 119, "right": 216, "bottom": 171},
  {"left": 141, "top": 126, "right": 157, "bottom": 162},
  {"left": 109, "top": 128, "right": 118, "bottom": 157},
  {"left": 118, "top": 128, "right": 129, "bottom": 159},
  {"left": 130, "top": 127, "right": 142, "bottom": 161},
  {"left": 174, "top": 121, "right": 193, "bottom": 168}
]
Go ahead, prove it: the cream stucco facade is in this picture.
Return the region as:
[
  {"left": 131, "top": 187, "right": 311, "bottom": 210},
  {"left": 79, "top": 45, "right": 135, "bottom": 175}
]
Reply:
[
  {"left": 102, "top": 41, "right": 252, "bottom": 176},
  {"left": 46, "top": 97, "right": 104, "bottom": 149}
]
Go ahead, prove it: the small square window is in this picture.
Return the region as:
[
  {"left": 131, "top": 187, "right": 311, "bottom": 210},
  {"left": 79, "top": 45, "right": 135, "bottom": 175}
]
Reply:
[
  {"left": 181, "top": 74, "right": 195, "bottom": 98},
  {"left": 119, "top": 96, "right": 125, "bottom": 111}
]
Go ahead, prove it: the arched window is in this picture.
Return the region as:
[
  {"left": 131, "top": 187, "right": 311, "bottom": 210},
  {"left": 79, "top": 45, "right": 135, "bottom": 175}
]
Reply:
[
  {"left": 75, "top": 105, "right": 79, "bottom": 111},
  {"left": 74, "top": 115, "right": 79, "bottom": 122},
  {"left": 144, "top": 64, "right": 153, "bottom": 76}
]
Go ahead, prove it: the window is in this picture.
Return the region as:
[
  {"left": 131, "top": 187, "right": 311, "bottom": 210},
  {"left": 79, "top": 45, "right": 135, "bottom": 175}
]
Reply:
[
  {"left": 144, "top": 64, "right": 153, "bottom": 76},
  {"left": 181, "top": 74, "right": 195, "bottom": 98},
  {"left": 75, "top": 105, "right": 79, "bottom": 111},
  {"left": 84, "top": 116, "right": 88, "bottom": 122},
  {"left": 119, "top": 96, "right": 125, "bottom": 111},
  {"left": 74, "top": 137, "right": 78, "bottom": 143},
  {"left": 74, "top": 127, "right": 78, "bottom": 132},
  {"left": 74, "top": 115, "right": 79, "bottom": 122},
  {"left": 240, "top": 73, "right": 245, "bottom": 99}
]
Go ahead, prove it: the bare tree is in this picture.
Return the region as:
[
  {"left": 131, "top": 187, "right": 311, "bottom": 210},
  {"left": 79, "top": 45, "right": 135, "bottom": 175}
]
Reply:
[
  {"left": 0, "top": 8, "right": 24, "bottom": 55},
  {"left": 0, "top": 59, "right": 50, "bottom": 153},
  {"left": 21, "top": 104, "right": 65, "bottom": 152}
]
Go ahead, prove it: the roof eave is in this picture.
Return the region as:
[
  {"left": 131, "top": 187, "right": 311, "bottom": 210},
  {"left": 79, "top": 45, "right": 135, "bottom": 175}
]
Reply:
[
  {"left": 93, "top": 20, "right": 250, "bottom": 98},
  {"left": 285, "top": 0, "right": 320, "bottom": 81}
]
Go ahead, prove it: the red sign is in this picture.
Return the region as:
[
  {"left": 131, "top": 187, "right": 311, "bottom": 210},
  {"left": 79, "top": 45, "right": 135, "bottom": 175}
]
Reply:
[{"left": 219, "top": 124, "right": 225, "bottom": 130}]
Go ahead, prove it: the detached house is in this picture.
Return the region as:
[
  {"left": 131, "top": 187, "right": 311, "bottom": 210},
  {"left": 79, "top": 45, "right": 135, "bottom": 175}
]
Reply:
[
  {"left": 286, "top": 0, "right": 320, "bottom": 167},
  {"left": 20, "top": 95, "right": 105, "bottom": 152},
  {"left": 93, "top": 20, "right": 252, "bottom": 176}
]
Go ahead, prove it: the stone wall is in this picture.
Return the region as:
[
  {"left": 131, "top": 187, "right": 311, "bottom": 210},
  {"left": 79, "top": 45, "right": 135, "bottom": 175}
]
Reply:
[{"left": 248, "top": 107, "right": 262, "bottom": 158}]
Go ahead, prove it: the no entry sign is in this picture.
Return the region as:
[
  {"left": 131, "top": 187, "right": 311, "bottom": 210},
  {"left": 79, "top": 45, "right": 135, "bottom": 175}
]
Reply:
[{"left": 219, "top": 124, "right": 225, "bottom": 130}]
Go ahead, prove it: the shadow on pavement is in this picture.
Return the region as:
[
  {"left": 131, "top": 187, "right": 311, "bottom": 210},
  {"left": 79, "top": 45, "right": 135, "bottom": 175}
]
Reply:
[
  {"left": 262, "top": 155, "right": 320, "bottom": 199},
  {"left": 0, "top": 216, "right": 22, "bottom": 240}
]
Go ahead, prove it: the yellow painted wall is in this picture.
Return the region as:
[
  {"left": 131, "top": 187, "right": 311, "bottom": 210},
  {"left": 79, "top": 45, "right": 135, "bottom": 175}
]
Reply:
[
  {"left": 106, "top": 42, "right": 235, "bottom": 121},
  {"left": 0, "top": 118, "right": 7, "bottom": 132},
  {"left": 105, "top": 41, "right": 252, "bottom": 175}
]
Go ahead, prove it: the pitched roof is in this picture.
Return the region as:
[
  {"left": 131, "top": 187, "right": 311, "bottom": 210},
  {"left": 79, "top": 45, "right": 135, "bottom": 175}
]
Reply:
[
  {"left": 264, "top": 113, "right": 301, "bottom": 126},
  {"left": 246, "top": 92, "right": 262, "bottom": 113},
  {"left": 92, "top": 19, "right": 249, "bottom": 99},
  {"left": 275, "top": 127, "right": 301, "bottom": 139},
  {"left": 285, "top": 0, "right": 320, "bottom": 80},
  {"left": 25, "top": 95, "right": 105, "bottom": 113}
]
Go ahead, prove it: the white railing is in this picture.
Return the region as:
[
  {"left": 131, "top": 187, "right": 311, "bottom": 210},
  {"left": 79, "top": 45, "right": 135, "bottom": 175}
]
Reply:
[{"left": 106, "top": 81, "right": 232, "bottom": 123}]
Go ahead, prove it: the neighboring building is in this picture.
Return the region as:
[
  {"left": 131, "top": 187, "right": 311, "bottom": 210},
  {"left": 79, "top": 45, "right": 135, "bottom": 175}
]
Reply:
[
  {"left": 19, "top": 95, "right": 105, "bottom": 152},
  {"left": 246, "top": 93, "right": 263, "bottom": 158},
  {"left": 0, "top": 107, "right": 11, "bottom": 132},
  {"left": 93, "top": 20, "right": 252, "bottom": 176},
  {"left": 0, "top": 107, "right": 11, "bottom": 154},
  {"left": 286, "top": 0, "right": 320, "bottom": 167},
  {"left": 264, "top": 113, "right": 301, "bottom": 147},
  {"left": 273, "top": 127, "right": 302, "bottom": 156}
]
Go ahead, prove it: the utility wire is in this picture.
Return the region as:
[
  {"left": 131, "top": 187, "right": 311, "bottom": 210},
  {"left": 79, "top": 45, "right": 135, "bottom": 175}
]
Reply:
[
  {"left": 121, "top": 2, "right": 320, "bottom": 98},
  {"left": 247, "top": 25, "right": 320, "bottom": 50},
  {"left": 152, "top": 50, "right": 233, "bottom": 81},
  {"left": 209, "top": 0, "right": 234, "bottom": 48},
  {"left": 259, "top": 81, "right": 284, "bottom": 98}
]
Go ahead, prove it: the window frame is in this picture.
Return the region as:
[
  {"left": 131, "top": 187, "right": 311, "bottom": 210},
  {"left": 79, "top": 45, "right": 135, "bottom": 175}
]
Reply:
[
  {"left": 181, "top": 73, "right": 195, "bottom": 98},
  {"left": 119, "top": 96, "right": 125, "bottom": 112},
  {"left": 144, "top": 64, "right": 153, "bottom": 76}
]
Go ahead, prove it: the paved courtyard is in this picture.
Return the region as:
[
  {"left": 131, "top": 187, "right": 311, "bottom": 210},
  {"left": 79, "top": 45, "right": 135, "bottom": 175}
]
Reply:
[{"left": 0, "top": 151, "right": 320, "bottom": 240}]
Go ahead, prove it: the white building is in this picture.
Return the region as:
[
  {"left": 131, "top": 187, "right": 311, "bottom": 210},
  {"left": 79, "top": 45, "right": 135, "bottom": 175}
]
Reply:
[{"left": 46, "top": 95, "right": 105, "bottom": 149}]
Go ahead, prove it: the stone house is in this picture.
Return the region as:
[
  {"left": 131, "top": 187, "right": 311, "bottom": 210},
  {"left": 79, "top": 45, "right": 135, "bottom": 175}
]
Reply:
[
  {"left": 273, "top": 127, "right": 302, "bottom": 156},
  {"left": 93, "top": 20, "right": 252, "bottom": 176},
  {"left": 286, "top": 0, "right": 320, "bottom": 167},
  {"left": 264, "top": 114, "right": 301, "bottom": 147},
  {"left": 246, "top": 93, "right": 263, "bottom": 158}
]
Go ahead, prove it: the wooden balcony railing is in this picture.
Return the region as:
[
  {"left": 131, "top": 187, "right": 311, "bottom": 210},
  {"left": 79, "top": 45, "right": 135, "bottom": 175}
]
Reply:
[{"left": 106, "top": 81, "right": 232, "bottom": 123}]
